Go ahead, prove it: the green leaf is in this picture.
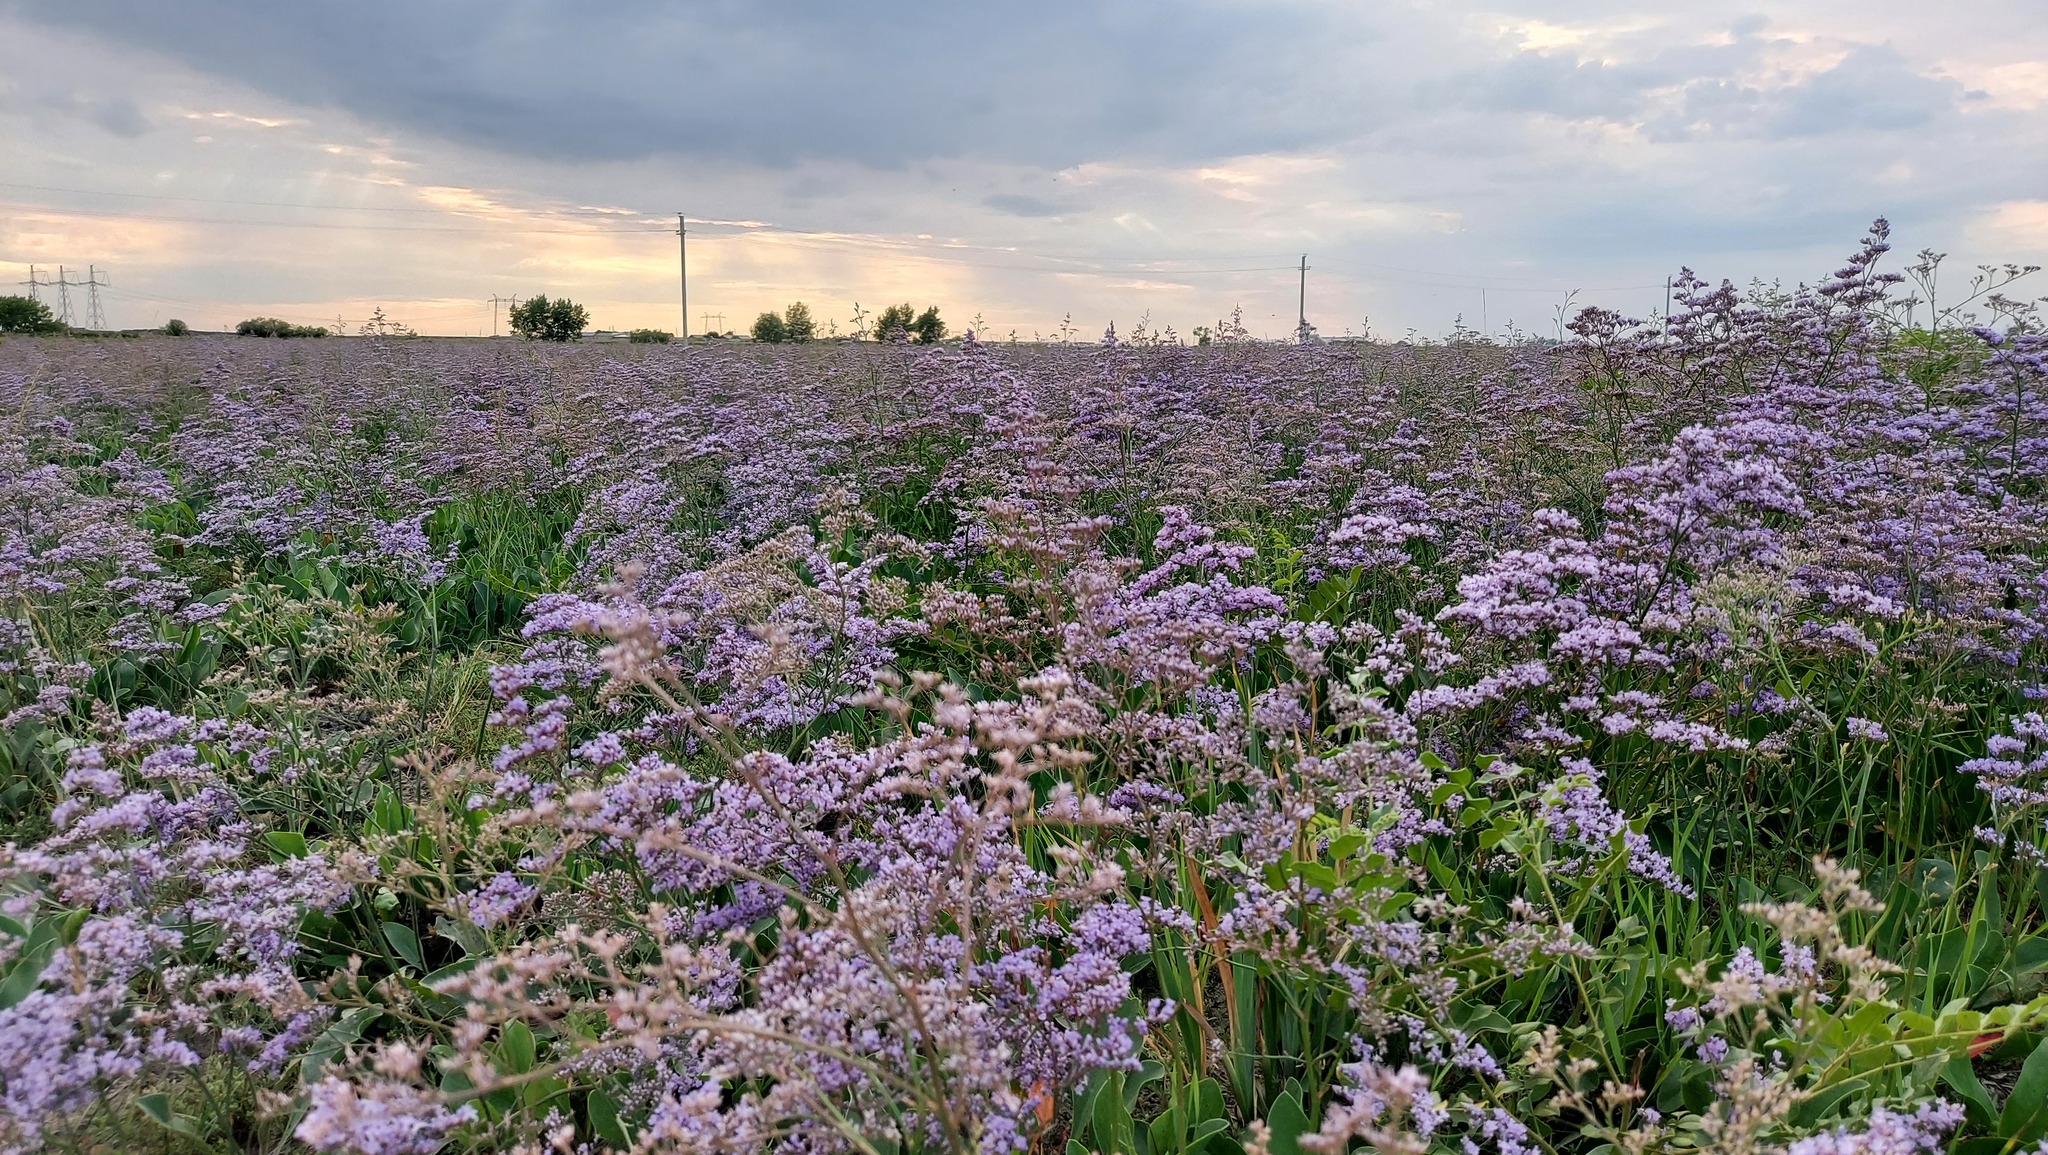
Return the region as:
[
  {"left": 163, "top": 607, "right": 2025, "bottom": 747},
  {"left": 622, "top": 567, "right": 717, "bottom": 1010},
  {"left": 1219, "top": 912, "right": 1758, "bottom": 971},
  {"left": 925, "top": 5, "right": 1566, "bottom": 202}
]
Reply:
[
  {"left": 1941, "top": 1056, "right": 1999, "bottom": 1129},
  {"left": 1263, "top": 1088, "right": 1311, "bottom": 1155},
  {"left": 302, "top": 1006, "right": 381, "bottom": 1087},
  {"left": 0, "top": 920, "right": 61, "bottom": 1010},
  {"left": 498, "top": 1021, "right": 537, "bottom": 1075},
  {"left": 1125, "top": 1059, "right": 1166, "bottom": 1112},
  {"left": 382, "top": 921, "right": 425, "bottom": 971},
  {"left": 2002, "top": 1036, "right": 2048, "bottom": 1141},
  {"left": 2016, "top": 936, "right": 2048, "bottom": 976},
  {"left": 1092, "top": 1071, "right": 1135, "bottom": 1154},
  {"left": 265, "top": 830, "right": 310, "bottom": 859},
  {"left": 589, "top": 1089, "right": 631, "bottom": 1149},
  {"left": 136, "top": 1092, "right": 199, "bottom": 1135},
  {"left": 433, "top": 915, "right": 490, "bottom": 958}
]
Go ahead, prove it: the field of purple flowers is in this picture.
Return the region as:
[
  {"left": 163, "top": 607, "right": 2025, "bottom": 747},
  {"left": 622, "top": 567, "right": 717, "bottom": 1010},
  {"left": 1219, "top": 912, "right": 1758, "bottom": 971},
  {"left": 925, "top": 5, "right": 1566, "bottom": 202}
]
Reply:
[{"left": 3, "top": 223, "right": 2048, "bottom": 1155}]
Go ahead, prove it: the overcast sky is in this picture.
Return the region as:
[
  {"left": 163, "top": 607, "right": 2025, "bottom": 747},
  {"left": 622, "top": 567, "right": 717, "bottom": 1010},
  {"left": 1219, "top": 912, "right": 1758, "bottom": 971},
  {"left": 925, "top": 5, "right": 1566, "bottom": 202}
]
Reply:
[{"left": 3, "top": 1, "right": 2044, "bottom": 338}]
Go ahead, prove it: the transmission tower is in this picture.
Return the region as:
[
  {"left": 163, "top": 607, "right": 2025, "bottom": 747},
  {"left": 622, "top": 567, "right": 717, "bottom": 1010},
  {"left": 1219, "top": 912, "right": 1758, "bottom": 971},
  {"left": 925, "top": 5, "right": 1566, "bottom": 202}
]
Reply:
[
  {"left": 84, "top": 266, "right": 108, "bottom": 330},
  {"left": 54, "top": 265, "right": 75, "bottom": 326},
  {"left": 19, "top": 266, "right": 49, "bottom": 305}
]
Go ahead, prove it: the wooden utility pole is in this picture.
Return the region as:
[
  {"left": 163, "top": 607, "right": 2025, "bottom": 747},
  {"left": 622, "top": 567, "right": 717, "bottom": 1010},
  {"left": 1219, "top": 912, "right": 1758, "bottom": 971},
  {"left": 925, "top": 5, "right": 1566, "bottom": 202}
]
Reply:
[{"left": 676, "top": 213, "right": 688, "bottom": 347}]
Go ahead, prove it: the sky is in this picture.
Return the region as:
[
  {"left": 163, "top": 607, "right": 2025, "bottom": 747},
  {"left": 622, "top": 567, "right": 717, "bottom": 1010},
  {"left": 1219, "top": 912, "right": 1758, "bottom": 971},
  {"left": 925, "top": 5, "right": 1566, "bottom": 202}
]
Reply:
[{"left": 2, "top": 0, "right": 2044, "bottom": 340}]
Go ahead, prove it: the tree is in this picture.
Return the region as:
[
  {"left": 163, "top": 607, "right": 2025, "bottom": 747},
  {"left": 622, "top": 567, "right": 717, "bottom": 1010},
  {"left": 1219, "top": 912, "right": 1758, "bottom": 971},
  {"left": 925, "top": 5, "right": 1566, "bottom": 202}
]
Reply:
[
  {"left": 162, "top": 318, "right": 190, "bottom": 336},
  {"left": 752, "top": 312, "right": 788, "bottom": 343},
  {"left": 629, "top": 328, "right": 672, "bottom": 344},
  {"left": 873, "top": 303, "right": 916, "bottom": 341},
  {"left": 0, "top": 295, "right": 64, "bottom": 334},
  {"left": 783, "top": 301, "right": 816, "bottom": 342},
  {"left": 910, "top": 306, "right": 946, "bottom": 345},
  {"left": 236, "top": 317, "right": 329, "bottom": 338},
  {"left": 509, "top": 295, "right": 589, "bottom": 342}
]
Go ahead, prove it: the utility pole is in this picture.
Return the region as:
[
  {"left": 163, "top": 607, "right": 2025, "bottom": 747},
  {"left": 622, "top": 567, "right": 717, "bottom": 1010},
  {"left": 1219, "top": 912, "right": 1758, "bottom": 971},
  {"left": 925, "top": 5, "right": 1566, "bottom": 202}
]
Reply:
[
  {"left": 1663, "top": 276, "right": 1672, "bottom": 340},
  {"left": 1296, "top": 254, "right": 1310, "bottom": 343},
  {"left": 676, "top": 213, "right": 688, "bottom": 348},
  {"left": 55, "top": 266, "right": 74, "bottom": 326},
  {"left": 20, "top": 265, "right": 44, "bottom": 304},
  {"left": 489, "top": 294, "right": 515, "bottom": 337},
  {"left": 85, "top": 265, "right": 108, "bottom": 331}
]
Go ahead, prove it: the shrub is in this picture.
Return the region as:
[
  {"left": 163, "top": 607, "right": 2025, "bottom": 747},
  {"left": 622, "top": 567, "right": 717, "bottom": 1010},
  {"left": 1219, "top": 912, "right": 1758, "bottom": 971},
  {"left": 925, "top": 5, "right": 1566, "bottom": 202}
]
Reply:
[
  {"left": 751, "top": 311, "right": 787, "bottom": 343},
  {"left": 0, "top": 295, "right": 64, "bottom": 334},
  {"left": 628, "top": 328, "right": 672, "bottom": 344},
  {"left": 235, "top": 317, "right": 329, "bottom": 338},
  {"left": 783, "top": 301, "right": 816, "bottom": 342},
  {"left": 508, "top": 295, "right": 589, "bottom": 342},
  {"left": 161, "top": 318, "right": 190, "bottom": 336},
  {"left": 910, "top": 305, "right": 946, "bottom": 344},
  {"left": 872, "top": 302, "right": 915, "bottom": 341}
]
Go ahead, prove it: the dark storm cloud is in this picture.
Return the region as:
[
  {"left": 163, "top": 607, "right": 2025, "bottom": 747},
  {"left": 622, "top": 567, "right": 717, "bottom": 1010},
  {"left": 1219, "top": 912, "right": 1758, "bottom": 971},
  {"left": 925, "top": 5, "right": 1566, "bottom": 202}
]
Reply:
[{"left": 1, "top": 0, "right": 1379, "bottom": 167}]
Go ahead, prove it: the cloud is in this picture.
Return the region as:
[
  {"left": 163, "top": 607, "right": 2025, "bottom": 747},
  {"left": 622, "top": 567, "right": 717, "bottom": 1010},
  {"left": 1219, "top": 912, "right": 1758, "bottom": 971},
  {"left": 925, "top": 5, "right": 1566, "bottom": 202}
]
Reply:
[
  {"left": 984, "top": 194, "right": 1074, "bottom": 219},
  {"left": 2, "top": 0, "right": 1379, "bottom": 168}
]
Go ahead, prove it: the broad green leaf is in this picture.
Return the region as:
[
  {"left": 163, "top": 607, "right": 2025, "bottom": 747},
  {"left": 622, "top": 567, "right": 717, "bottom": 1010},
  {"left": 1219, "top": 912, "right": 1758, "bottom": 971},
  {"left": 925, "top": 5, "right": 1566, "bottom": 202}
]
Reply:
[
  {"left": 0, "top": 920, "right": 61, "bottom": 1010},
  {"left": 2002, "top": 1036, "right": 2048, "bottom": 1141},
  {"left": 302, "top": 1006, "right": 381, "bottom": 1087},
  {"left": 1941, "top": 1056, "right": 1999, "bottom": 1129},
  {"left": 589, "top": 1089, "right": 631, "bottom": 1149},
  {"left": 382, "top": 921, "right": 425, "bottom": 971},
  {"left": 1264, "top": 1087, "right": 1311, "bottom": 1155},
  {"left": 136, "top": 1092, "right": 199, "bottom": 1135},
  {"left": 499, "top": 1020, "right": 537, "bottom": 1075}
]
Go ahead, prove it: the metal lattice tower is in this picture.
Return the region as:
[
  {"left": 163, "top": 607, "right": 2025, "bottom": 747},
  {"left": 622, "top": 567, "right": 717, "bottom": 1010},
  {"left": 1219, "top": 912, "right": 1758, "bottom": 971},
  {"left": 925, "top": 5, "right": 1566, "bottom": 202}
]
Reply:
[
  {"left": 84, "top": 265, "right": 108, "bottom": 330},
  {"left": 53, "top": 266, "right": 74, "bottom": 326}
]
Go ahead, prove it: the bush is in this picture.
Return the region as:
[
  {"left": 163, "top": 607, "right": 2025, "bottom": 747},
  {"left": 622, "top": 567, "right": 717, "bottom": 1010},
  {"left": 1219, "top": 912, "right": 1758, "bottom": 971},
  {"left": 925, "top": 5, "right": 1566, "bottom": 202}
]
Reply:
[
  {"left": 751, "top": 312, "right": 787, "bottom": 343},
  {"left": 873, "top": 303, "right": 915, "bottom": 341},
  {"left": 783, "top": 302, "right": 815, "bottom": 342},
  {"left": 508, "top": 295, "right": 589, "bottom": 342},
  {"left": 161, "top": 318, "right": 190, "bottom": 336},
  {"left": 0, "top": 295, "right": 64, "bottom": 334},
  {"left": 628, "top": 328, "right": 672, "bottom": 344},
  {"left": 910, "top": 305, "right": 946, "bottom": 345},
  {"left": 235, "top": 317, "right": 329, "bottom": 338}
]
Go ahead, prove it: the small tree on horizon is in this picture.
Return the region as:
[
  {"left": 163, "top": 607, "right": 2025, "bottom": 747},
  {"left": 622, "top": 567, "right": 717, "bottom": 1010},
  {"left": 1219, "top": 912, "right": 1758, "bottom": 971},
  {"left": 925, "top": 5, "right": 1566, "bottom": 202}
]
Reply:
[
  {"left": 783, "top": 301, "right": 816, "bottom": 342},
  {"left": 0, "top": 295, "right": 65, "bottom": 334},
  {"left": 873, "top": 303, "right": 916, "bottom": 341},
  {"left": 910, "top": 306, "right": 946, "bottom": 345},
  {"left": 751, "top": 312, "right": 788, "bottom": 343},
  {"left": 509, "top": 295, "right": 589, "bottom": 342}
]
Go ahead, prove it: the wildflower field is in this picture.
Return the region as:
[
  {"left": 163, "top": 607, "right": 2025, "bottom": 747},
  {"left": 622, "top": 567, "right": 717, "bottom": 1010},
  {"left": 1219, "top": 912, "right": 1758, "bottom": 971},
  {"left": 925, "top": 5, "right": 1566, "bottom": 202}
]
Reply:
[{"left": 5, "top": 225, "right": 2048, "bottom": 1155}]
